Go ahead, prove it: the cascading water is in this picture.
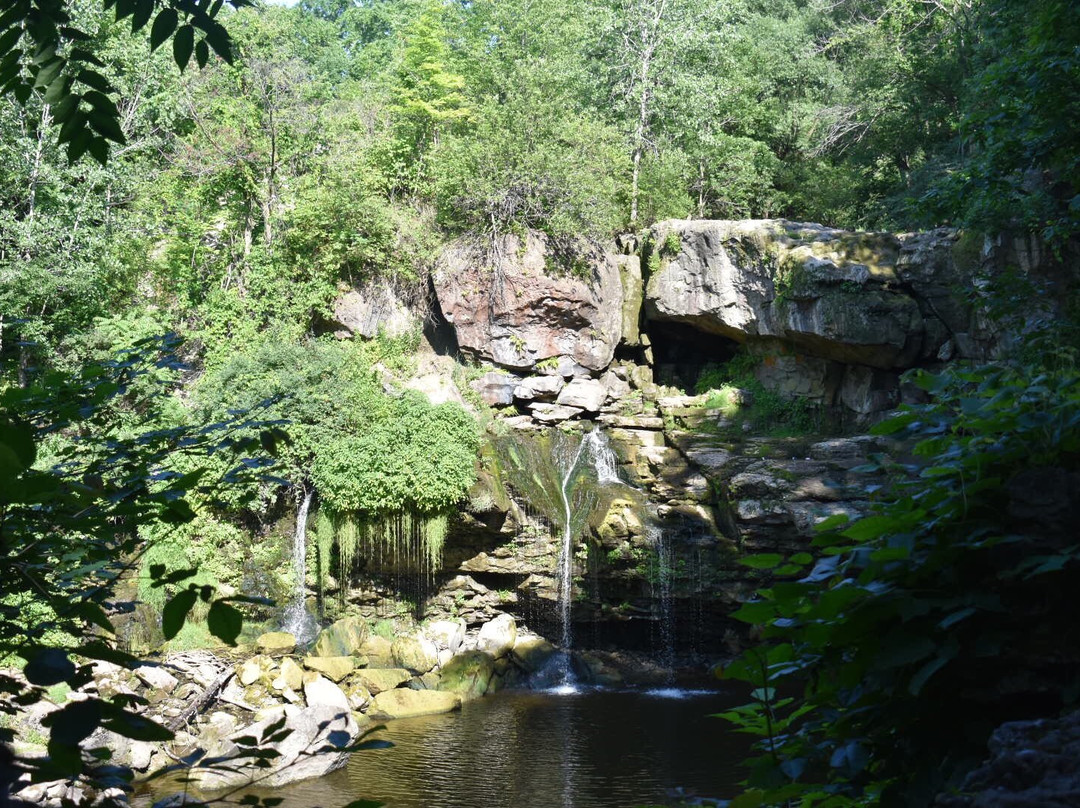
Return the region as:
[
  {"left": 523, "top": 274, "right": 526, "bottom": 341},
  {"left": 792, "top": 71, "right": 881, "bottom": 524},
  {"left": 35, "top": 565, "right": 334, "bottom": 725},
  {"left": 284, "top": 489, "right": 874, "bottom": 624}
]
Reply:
[
  {"left": 555, "top": 437, "right": 589, "bottom": 686},
  {"left": 648, "top": 525, "right": 676, "bottom": 679},
  {"left": 585, "top": 428, "right": 621, "bottom": 486},
  {"left": 282, "top": 488, "right": 318, "bottom": 645},
  {"left": 552, "top": 428, "right": 622, "bottom": 688}
]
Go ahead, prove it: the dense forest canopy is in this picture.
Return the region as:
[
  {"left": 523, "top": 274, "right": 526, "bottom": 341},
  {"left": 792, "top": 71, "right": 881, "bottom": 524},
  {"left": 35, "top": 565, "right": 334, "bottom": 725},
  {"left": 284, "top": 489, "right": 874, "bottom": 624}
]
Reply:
[{"left": 1, "top": 0, "right": 1077, "bottom": 377}]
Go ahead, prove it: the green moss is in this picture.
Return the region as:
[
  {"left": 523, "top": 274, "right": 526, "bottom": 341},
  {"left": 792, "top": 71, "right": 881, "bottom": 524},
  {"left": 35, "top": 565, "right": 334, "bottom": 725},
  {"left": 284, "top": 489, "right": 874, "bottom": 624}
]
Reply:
[
  {"left": 952, "top": 229, "right": 983, "bottom": 274},
  {"left": 694, "top": 351, "right": 823, "bottom": 436}
]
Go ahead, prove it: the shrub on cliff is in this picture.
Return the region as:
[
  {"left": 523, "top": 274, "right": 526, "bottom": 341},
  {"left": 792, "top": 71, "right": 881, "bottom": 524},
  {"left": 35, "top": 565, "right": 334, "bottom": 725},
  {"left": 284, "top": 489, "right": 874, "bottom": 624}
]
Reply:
[{"left": 721, "top": 335, "right": 1080, "bottom": 806}]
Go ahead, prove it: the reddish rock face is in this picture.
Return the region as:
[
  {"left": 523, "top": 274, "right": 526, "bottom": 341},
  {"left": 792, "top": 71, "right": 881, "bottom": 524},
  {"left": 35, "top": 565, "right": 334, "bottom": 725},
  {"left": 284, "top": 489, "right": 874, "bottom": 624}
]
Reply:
[{"left": 434, "top": 231, "right": 624, "bottom": 372}]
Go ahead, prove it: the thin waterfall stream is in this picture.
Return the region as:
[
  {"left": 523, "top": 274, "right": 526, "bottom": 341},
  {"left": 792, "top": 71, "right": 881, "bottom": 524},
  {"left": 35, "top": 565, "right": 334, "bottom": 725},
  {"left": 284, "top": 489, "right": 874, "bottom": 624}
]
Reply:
[
  {"left": 282, "top": 488, "right": 318, "bottom": 645},
  {"left": 554, "top": 428, "right": 622, "bottom": 688}
]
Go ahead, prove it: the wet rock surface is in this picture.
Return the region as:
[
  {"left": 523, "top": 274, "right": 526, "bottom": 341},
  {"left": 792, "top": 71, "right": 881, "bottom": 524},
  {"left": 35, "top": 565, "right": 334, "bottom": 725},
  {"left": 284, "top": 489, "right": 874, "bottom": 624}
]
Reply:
[{"left": 937, "top": 711, "right": 1080, "bottom": 808}]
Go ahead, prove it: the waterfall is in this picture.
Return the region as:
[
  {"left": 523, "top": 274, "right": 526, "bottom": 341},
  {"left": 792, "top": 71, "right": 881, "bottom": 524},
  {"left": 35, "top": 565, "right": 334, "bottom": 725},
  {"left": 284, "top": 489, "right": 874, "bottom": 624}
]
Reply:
[
  {"left": 556, "top": 436, "right": 590, "bottom": 683},
  {"left": 649, "top": 526, "right": 676, "bottom": 679},
  {"left": 282, "top": 488, "right": 318, "bottom": 645},
  {"left": 552, "top": 427, "right": 623, "bottom": 687},
  {"left": 583, "top": 427, "right": 621, "bottom": 486}
]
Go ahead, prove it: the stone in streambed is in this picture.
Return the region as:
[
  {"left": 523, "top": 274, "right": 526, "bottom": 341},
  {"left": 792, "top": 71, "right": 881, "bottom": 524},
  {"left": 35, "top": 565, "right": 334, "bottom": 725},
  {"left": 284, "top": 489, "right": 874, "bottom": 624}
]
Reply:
[
  {"left": 511, "top": 635, "right": 558, "bottom": 673},
  {"left": 477, "top": 613, "right": 517, "bottom": 658},
  {"left": 369, "top": 688, "right": 460, "bottom": 720},
  {"left": 188, "top": 704, "right": 358, "bottom": 790},
  {"left": 303, "top": 675, "right": 351, "bottom": 713},
  {"left": 312, "top": 616, "right": 368, "bottom": 658},
  {"left": 437, "top": 651, "right": 495, "bottom": 701},
  {"left": 358, "top": 635, "right": 395, "bottom": 667},
  {"left": 424, "top": 619, "right": 466, "bottom": 654},
  {"left": 354, "top": 668, "right": 412, "bottom": 695},
  {"left": 303, "top": 656, "right": 359, "bottom": 683},
  {"left": 256, "top": 631, "right": 296, "bottom": 655},
  {"left": 237, "top": 654, "right": 274, "bottom": 687},
  {"left": 133, "top": 664, "right": 179, "bottom": 695},
  {"left": 391, "top": 635, "right": 439, "bottom": 674}
]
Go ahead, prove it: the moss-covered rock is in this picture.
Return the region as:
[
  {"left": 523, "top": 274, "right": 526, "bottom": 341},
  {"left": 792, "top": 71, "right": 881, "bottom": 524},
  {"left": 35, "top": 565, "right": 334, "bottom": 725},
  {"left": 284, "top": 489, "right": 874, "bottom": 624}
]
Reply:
[
  {"left": 354, "top": 668, "right": 411, "bottom": 695},
  {"left": 302, "top": 656, "right": 359, "bottom": 683},
  {"left": 313, "top": 617, "right": 368, "bottom": 658},
  {"left": 437, "top": 651, "right": 495, "bottom": 700},
  {"left": 256, "top": 631, "right": 296, "bottom": 655},
  {"left": 369, "top": 688, "right": 461, "bottom": 720},
  {"left": 391, "top": 635, "right": 438, "bottom": 674}
]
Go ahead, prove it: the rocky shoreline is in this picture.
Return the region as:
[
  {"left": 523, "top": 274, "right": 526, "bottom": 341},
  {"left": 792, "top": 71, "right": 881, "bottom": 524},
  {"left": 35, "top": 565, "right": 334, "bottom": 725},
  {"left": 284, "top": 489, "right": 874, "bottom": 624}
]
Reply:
[{"left": 8, "top": 612, "right": 668, "bottom": 807}]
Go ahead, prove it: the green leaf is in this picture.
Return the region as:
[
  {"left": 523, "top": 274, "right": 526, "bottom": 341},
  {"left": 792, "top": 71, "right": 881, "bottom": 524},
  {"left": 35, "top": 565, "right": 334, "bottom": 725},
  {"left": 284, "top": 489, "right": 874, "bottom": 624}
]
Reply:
[
  {"left": 0, "top": 420, "right": 35, "bottom": 475},
  {"left": 729, "top": 790, "right": 765, "bottom": 808},
  {"left": 72, "top": 601, "right": 115, "bottom": 634},
  {"left": 149, "top": 9, "right": 178, "bottom": 51},
  {"left": 813, "top": 513, "right": 850, "bottom": 533},
  {"left": 841, "top": 515, "right": 897, "bottom": 541},
  {"left": 194, "top": 38, "right": 209, "bottom": 68},
  {"left": 738, "top": 553, "right": 784, "bottom": 570},
  {"left": 909, "top": 650, "right": 955, "bottom": 695},
  {"left": 731, "top": 600, "right": 777, "bottom": 625},
  {"left": 87, "top": 108, "right": 125, "bottom": 144},
  {"left": 173, "top": 25, "right": 194, "bottom": 70},
  {"left": 201, "top": 20, "right": 233, "bottom": 63},
  {"left": 207, "top": 601, "right": 242, "bottom": 645},
  {"left": 871, "top": 412, "right": 917, "bottom": 435},
  {"left": 74, "top": 69, "right": 110, "bottom": 94},
  {"left": 87, "top": 135, "right": 108, "bottom": 165},
  {"left": 131, "top": 0, "right": 154, "bottom": 33},
  {"left": 161, "top": 588, "right": 198, "bottom": 640}
]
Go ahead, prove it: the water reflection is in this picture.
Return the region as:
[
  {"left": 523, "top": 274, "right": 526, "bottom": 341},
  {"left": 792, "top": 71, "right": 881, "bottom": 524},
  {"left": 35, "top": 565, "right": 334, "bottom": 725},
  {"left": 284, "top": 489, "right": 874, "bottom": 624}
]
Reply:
[{"left": 250, "top": 688, "right": 747, "bottom": 808}]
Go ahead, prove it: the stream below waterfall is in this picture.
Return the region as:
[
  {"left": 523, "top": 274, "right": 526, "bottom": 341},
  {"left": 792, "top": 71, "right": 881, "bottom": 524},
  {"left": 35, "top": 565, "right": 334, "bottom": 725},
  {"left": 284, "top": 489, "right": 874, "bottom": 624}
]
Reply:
[{"left": 228, "top": 686, "right": 748, "bottom": 808}]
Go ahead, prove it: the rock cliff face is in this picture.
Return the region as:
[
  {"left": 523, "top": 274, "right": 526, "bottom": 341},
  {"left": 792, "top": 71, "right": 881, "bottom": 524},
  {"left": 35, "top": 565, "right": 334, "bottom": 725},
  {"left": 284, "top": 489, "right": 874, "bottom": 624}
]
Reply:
[
  {"left": 433, "top": 221, "right": 991, "bottom": 424},
  {"left": 434, "top": 232, "right": 632, "bottom": 373},
  {"left": 645, "top": 219, "right": 984, "bottom": 369},
  {"left": 324, "top": 221, "right": 980, "bottom": 660},
  {"left": 305, "top": 221, "right": 1045, "bottom": 672}
]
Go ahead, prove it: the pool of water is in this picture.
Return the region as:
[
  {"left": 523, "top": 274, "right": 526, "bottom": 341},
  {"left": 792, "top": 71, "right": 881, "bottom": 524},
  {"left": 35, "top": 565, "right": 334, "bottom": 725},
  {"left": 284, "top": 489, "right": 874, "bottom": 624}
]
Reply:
[{"left": 239, "top": 686, "right": 748, "bottom": 808}]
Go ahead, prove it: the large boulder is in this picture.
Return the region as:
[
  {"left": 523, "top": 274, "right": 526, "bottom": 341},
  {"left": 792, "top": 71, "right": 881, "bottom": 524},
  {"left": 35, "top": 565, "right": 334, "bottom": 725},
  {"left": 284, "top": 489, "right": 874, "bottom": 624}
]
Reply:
[
  {"left": 312, "top": 617, "right": 368, "bottom": 658},
  {"left": 354, "top": 668, "right": 412, "bottom": 695},
  {"left": 302, "top": 656, "right": 359, "bottom": 683},
  {"left": 391, "top": 635, "right": 439, "bottom": 674},
  {"left": 302, "top": 675, "right": 351, "bottom": 712},
  {"left": 435, "top": 231, "right": 624, "bottom": 373},
  {"left": 424, "top": 620, "right": 466, "bottom": 654},
  {"left": 556, "top": 378, "right": 607, "bottom": 412},
  {"left": 188, "top": 704, "right": 358, "bottom": 790},
  {"left": 644, "top": 220, "right": 979, "bottom": 370},
  {"left": 476, "top": 613, "right": 517, "bottom": 658},
  {"left": 438, "top": 651, "right": 496, "bottom": 701},
  {"left": 328, "top": 282, "right": 416, "bottom": 340},
  {"left": 471, "top": 370, "right": 519, "bottom": 406},
  {"left": 368, "top": 688, "right": 461, "bottom": 720},
  {"left": 255, "top": 632, "right": 296, "bottom": 656}
]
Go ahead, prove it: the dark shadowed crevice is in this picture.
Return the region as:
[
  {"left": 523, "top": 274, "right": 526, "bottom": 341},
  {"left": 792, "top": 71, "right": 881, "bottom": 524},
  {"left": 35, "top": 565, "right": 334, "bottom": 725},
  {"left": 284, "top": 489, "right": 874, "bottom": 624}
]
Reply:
[{"left": 647, "top": 321, "right": 741, "bottom": 393}]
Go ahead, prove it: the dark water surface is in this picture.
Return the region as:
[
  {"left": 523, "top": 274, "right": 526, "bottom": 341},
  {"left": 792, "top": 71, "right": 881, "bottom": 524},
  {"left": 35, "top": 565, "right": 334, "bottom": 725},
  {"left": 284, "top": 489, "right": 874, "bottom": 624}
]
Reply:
[{"left": 250, "top": 687, "right": 748, "bottom": 808}]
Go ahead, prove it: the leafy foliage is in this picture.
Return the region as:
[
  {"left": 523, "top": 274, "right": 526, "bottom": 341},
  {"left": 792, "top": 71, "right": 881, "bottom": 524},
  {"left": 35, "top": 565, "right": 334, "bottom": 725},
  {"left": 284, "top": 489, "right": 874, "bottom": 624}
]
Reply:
[
  {"left": 696, "top": 352, "right": 821, "bottom": 436},
  {"left": 0, "top": 337, "right": 279, "bottom": 791},
  {"left": 0, "top": 0, "right": 250, "bottom": 164},
  {"left": 195, "top": 336, "right": 479, "bottom": 516},
  {"left": 720, "top": 344, "right": 1080, "bottom": 805}
]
